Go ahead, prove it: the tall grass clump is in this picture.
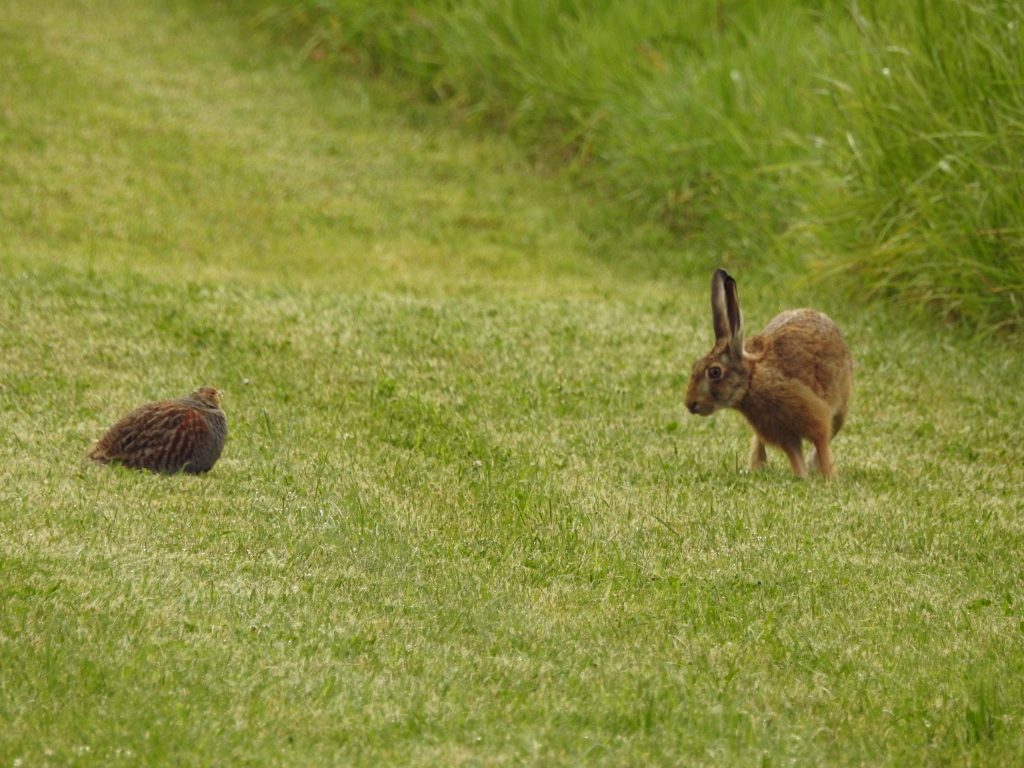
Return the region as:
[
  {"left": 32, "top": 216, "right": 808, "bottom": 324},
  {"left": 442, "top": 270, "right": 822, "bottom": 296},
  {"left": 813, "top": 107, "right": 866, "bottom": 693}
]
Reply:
[
  {"left": 817, "top": 0, "right": 1024, "bottom": 331},
  {"left": 245, "top": 0, "right": 1024, "bottom": 330}
]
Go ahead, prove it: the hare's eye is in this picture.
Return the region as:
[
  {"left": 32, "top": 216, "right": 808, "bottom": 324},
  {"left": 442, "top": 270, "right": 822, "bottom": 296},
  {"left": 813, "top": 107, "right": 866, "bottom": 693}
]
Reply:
[{"left": 708, "top": 365, "right": 723, "bottom": 380}]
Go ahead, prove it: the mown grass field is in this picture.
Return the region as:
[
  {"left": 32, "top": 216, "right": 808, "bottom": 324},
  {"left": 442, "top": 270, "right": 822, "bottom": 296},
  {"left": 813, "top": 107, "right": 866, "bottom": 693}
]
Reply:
[{"left": 1, "top": 1, "right": 1023, "bottom": 765}]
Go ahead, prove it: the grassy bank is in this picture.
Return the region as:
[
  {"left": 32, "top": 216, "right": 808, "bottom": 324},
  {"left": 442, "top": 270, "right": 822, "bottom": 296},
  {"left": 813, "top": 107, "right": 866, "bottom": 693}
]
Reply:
[
  {"left": 246, "top": 0, "right": 1024, "bottom": 331},
  {"left": 1, "top": 0, "right": 1023, "bottom": 765}
]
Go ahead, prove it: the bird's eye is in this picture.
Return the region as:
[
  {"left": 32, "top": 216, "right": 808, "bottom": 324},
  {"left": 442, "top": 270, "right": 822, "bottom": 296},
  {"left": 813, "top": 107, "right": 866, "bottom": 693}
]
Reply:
[{"left": 708, "top": 365, "right": 723, "bottom": 380}]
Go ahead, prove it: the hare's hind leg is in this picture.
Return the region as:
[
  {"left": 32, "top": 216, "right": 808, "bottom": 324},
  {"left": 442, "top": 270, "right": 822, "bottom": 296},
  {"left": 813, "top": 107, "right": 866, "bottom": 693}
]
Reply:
[
  {"left": 831, "top": 403, "right": 847, "bottom": 438},
  {"left": 808, "top": 439, "right": 836, "bottom": 478},
  {"left": 748, "top": 435, "right": 768, "bottom": 471},
  {"left": 780, "top": 438, "right": 807, "bottom": 478},
  {"left": 810, "top": 407, "right": 840, "bottom": 478}
]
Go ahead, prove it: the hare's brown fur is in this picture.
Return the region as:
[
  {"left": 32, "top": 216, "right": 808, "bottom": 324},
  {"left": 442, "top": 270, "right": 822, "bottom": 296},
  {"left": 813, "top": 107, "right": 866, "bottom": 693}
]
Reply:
[{"left": 685, "top": 271, "right": 852, "bottom": 478}]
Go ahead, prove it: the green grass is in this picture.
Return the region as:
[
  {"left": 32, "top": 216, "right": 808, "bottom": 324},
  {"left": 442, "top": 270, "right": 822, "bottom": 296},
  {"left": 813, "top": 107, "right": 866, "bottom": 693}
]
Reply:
[
  {"left": 2, "top": 0, "right": 1024, "bottom": 765},
  {"left": 247, "top": 0, "right": 1024, "bottom": 331}
]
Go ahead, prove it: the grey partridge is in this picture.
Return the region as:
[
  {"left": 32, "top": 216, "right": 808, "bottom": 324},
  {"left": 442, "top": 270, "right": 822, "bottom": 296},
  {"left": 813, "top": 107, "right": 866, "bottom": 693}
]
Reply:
[{"left": 88, "top": 386, "right": 227, "bottom": 474}]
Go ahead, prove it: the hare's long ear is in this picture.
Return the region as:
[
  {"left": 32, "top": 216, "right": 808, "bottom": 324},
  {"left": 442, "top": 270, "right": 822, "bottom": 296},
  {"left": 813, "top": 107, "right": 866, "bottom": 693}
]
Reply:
[
  {"left": 711, "top": 269, "right": 731, "bottom": 343},
  {"left": 722, "top": 271, "right": 744, "bottom": 359}
]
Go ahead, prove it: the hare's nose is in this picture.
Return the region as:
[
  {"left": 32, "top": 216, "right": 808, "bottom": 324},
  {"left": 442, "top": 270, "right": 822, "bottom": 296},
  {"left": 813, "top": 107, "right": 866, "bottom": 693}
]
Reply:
[{"left": 687, "top": 402, "right": 699, "bottom": 414}]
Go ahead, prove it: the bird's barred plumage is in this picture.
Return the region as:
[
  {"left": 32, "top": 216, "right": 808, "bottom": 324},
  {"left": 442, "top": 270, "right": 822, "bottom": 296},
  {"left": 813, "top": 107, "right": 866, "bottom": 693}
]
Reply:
[{"left": 88, "top": 387, "right": 227, "bottom": 474}]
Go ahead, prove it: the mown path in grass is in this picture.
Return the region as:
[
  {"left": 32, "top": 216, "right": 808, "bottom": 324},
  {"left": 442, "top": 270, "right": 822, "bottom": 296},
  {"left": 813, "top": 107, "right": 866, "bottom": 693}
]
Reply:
[{"left": 1, "top": 1, "right": 1023, "bottom": 766}]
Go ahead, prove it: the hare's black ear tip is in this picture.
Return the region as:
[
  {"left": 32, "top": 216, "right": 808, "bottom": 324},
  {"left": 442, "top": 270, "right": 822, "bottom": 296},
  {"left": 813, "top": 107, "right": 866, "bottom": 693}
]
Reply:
[{"left": 713, "top": 268, "right": 737, "bottom": 289}]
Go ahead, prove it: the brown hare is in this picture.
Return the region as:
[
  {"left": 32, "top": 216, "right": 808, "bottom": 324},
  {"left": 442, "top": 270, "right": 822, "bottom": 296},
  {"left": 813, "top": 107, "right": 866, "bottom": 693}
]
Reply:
[{"left": 685, "top": 269, "right": 852, "bottom": 478}]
